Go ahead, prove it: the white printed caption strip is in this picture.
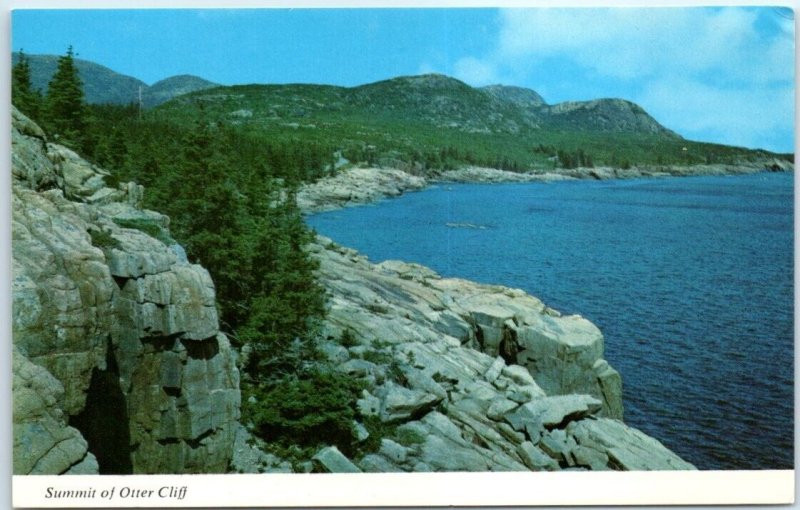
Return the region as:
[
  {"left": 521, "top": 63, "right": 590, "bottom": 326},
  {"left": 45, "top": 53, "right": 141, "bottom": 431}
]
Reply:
[{"left": 12, "top": 471, "right": 795, "bottom": 508}]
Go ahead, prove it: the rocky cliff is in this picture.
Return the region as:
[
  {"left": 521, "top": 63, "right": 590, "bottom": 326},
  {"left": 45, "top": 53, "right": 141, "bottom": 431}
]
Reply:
[
  {"left": 290, "top": 237, "right": 694, "bottom": 472},
  {"left": 11, "top": 107, "right": 240, "bottom": 474}
]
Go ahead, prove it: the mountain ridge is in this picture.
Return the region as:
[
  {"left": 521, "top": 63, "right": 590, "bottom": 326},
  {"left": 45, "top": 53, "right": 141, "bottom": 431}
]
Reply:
[
  {"left": 16, "top": 53, "right": 675, "bottom": 137},
  {"left": 18, "top": 53, "right": 788, "bottom": 173},
  {"left": 13, "top": 52, "right": 219, "bottom": 107}
]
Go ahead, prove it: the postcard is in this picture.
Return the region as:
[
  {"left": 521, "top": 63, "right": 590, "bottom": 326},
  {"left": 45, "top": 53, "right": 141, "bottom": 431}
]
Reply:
[{"left": 6, "top": 0, "right": 795, "bottom": 507}]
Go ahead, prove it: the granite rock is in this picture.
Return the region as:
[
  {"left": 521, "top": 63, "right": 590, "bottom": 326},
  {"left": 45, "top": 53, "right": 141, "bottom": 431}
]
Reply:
[
  {"left": 11, "top": 108, "right": 240, "bottom": 474},
  {"left": 312, "top": 234, "right": 694, "bottom": 472}
]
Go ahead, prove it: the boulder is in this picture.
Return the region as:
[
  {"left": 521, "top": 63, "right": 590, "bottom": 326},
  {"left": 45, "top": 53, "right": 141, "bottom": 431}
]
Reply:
[
  {"left": 538, "top": 429, "right": 578, "bottom": 465},
  {"left": 12, "top": 347, "right": 98, "bottom": 475},
  {"left": 504, "top": 395, "right": 603, "bottom": 431},
  {"left": 483, "top": 356, "right": 505, "bottom": 383},
  {"left": 566, "top": 418, "right": 695, "bottom": 470},
  {"left": 572, "top": 445, "right": 610, "bottom": 471},
  {"left": 420, "top": 435, "right": 490, "bottom": 472},
  {"left": 487, "top": 397, "right": 519, "bottom": 421},
  {"left": 357, "top": 390, "right": 382, "bottom": 418},
  {"left": 514, "top": 316, "right": 623, "bottom": 419},
  {"left": 517, "top": 441, "right": 559, "bottom": 471},
  {"left": 378, "top": 382, "right": 442, "bottom": 422},
  {"left": 359, "top": 454, "right": 404, "bottom": 473},
  {"left": 312, "top": 446, "right": 362, "bottom": 473},
  {"left": 379, "top": 438, "right": 410, "bottom": 464}
]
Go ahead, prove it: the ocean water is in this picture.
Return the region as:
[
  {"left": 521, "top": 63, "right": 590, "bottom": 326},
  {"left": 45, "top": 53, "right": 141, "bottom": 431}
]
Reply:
[{"left": 307, "top": 172, "right": 794, "bottom": 470}]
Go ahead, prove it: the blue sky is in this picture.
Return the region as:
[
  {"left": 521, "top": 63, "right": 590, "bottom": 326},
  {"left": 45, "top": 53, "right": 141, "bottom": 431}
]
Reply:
[{"left": 11, "top": 7, "right": 796, "bottom": 153}]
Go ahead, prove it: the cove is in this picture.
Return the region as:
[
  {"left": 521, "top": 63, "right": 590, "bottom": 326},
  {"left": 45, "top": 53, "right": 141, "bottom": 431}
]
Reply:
[{"left": 307, "top": 171, "right": 794, "bottom": 470}]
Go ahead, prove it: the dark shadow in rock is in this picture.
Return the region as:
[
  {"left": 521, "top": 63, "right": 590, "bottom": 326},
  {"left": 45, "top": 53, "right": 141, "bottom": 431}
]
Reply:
[
  {"left": 181, "top": 337, "right": 219, "bottom": 360},
  {"left": 69, "top": 339, "right": 133, "bottom": 474}
]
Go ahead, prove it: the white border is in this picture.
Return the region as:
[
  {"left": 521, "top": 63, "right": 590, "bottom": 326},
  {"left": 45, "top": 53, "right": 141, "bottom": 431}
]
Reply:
[
  {"left": 3, "top": 1, "right": 798, "bottom": 508},
  {"left": 11, "top": 471, "right": 797, "bottom": 507}
]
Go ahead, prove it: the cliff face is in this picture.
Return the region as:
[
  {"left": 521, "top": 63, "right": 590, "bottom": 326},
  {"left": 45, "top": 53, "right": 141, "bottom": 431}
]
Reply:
[
  {"left": 11, "top": 107, "right": 240, "bottom": 474},
  {"left": 307, "top": 237, "right": 693, "bottom": 472}
]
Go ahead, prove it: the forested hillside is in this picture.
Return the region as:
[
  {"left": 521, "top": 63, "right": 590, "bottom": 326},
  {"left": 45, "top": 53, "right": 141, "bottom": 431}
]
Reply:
[
  {"left": 12, "top": 49, "right": 364, "bottom": 462},
  {"left": 150, "top": 74, "right": 788, "bottom": 172}
]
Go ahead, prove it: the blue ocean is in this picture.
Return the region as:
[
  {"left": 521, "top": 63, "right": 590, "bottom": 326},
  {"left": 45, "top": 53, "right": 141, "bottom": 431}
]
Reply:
[{"left": 307, "top": 172, "right": 794, "bottom": 470}]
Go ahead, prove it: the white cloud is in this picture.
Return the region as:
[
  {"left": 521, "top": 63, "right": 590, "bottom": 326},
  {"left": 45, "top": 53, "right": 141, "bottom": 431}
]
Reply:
[
  {"left": 640, "top": 78, "right": 794, "bottom": 150},
  {"left": 460, "top": 7, "right": 795, "bottom": 151},
  {"left": 496, "top": 7, "right": 793, "bottom": 82}
]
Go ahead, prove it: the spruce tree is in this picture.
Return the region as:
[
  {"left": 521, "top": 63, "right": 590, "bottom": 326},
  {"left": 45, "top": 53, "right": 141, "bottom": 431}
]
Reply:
[
  {"left": 45, "top": 46, "right": 86, "bottom": 146},
  {"left": 12, "top": 50, "right": 41, "bottom": 120}
]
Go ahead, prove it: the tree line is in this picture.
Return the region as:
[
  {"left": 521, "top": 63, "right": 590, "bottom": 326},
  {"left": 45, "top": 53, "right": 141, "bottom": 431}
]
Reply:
[{"left": 13, "top": 47, "right": 87, "bottom": 147}]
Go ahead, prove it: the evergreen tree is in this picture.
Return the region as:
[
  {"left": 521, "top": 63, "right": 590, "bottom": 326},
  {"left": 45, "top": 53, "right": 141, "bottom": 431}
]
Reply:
[
  {"left": 45, "top": 46, "right": 86, "bottom": 146},
  {"left": 12, "top": 50, "right": 42, "bottom": 120}
]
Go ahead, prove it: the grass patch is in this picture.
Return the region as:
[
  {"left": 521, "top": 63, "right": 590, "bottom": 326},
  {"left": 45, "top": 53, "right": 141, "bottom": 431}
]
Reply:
[
  {"left": 339, "top": 328, "right": 359, "bottom": 348},
  {"left": 394, "top": 425, "right": 426, "bottom": 446},
  {"left": 112, "top": 217, "right": 174, "bottom": 245},
  {"left": 88, "top": 228, "right": 120, "bottom": 250}
]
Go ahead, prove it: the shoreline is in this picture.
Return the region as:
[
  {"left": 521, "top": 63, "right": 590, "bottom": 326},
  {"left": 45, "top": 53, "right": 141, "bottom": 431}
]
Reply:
[
  {"left": 298, "top": 160, "right": 793, "bottom": 214},
  {"left": 299, "top": 160, "right": 793, "bottom": 471}
]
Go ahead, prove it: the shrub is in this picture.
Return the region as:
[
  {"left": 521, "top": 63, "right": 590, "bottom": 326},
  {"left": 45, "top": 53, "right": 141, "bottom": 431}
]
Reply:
[
  {"left": 112, "top": 217, "right": 174, "bottom": 245},
  {"left": 88, "top": 228, "right": 120, "bottom": 250},
  {"left": 103, "top": 171, "right": 122, "bottom": 189},
  {"left": 395, "top": 425, "right": 426, "bottom": 446},
  {"left": 358, "top": 415, "right": 397, "bottom": 455},
  {"left": 339, "top": 328, "right": 359, "bottom": 348},
  {"left": 362, "top": 350, "right": 392, "bottom": 365},
  {"left": 243, "top": 368, "right": 364, "bottom": 456}
]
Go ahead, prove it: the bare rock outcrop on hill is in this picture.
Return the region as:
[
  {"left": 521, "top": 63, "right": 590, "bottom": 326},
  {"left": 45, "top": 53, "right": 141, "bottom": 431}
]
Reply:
[
  {"left": 11, "top": 107, "right": 240, "bottom": 474},
  {"left": 307, "top": 237, "right": 692, "bottom": 471}
]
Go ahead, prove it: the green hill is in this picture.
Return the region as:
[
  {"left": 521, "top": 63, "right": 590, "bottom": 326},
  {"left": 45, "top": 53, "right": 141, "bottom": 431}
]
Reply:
[
  {"left": 17, "top": 51, "right": 783, "bottom": 172},
  {"left": 147, "top": 73, "right": 777, "bottom": 172},
  {"left": 13, "top": 53, "right": 218, "bottom": 107},
  {"left": 13, "top": 52, "right": 146, "bottom": 105},
  {"left": 143, "top": 74, "right": 219, "bottom": 107}
]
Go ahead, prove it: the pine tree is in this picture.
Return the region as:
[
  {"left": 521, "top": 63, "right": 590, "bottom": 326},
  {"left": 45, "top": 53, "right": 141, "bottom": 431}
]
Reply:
[
  {"left": 12, "top": 50, "right": 41, "bottom": 120},
  {"left": 45, "top": 46, "right": 86, "bottom": 146}
]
